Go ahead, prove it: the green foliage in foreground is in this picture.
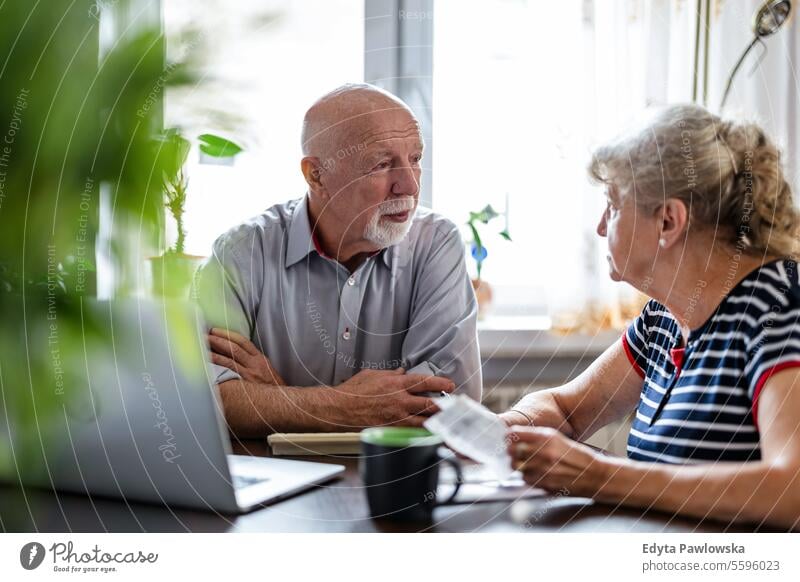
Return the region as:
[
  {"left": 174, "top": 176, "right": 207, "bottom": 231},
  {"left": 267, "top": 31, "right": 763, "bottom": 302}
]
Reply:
[{"left": 0, "top": 0, "right": 186, "bottom": 472}]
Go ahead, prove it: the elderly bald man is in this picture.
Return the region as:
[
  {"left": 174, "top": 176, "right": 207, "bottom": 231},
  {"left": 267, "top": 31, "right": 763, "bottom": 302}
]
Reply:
[{"left": 195, "top": 83, "right": 481, "bottom": 437}]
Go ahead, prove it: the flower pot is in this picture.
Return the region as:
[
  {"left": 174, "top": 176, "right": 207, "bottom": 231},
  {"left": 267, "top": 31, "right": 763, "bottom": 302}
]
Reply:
[
  {"left": 147, "top": 253, "right": 205, "bottom": 298},
  {"left": 471, "top": 278, "right": 493, "bottom": 319}
]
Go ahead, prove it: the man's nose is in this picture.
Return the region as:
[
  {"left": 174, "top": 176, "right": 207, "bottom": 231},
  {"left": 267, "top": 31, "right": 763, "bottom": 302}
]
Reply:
[{"left": 391, "top": 165, "right": 420, "bottom": 197}]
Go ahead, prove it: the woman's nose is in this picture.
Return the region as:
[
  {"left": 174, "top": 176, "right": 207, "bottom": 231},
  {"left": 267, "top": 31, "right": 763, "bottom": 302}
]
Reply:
[{"left": 597, "top": 212, "right": 607, "bottom": 237}]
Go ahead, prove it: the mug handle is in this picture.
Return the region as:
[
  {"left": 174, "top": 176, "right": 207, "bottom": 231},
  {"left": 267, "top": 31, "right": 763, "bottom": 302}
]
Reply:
[{"left": 436, "top": 446, "right": 463, "bottom": 505}]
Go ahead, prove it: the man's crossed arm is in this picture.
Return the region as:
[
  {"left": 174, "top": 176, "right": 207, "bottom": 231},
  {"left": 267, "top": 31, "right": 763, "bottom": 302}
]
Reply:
[{"left": 207, "top": 328, "right": 455, "bottom": 437}]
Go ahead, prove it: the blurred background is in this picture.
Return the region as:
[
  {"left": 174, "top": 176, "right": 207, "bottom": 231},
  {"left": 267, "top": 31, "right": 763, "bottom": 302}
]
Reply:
[{"left": 164, "top": 0, "right": 800, "bottom": 325}]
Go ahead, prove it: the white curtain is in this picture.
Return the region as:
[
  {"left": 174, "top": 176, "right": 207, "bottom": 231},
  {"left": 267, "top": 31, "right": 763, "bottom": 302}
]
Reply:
[
  {"left": 584, "top": 0, "right": 800, "bottom": 318},
  {"left": 711, "top": 0, "right": 800, "bottom": 190},
  {"left": 432, "top": 0, "right": 800, "bottom": 326}
]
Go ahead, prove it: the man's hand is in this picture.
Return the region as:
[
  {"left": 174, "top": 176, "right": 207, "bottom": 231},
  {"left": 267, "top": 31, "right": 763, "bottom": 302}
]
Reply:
[
  {"left": 328, "top": 368, "right": 456, "bottom": 429},
  {"left": 207, "top": 327, "right": 286, "bottom": 386}
]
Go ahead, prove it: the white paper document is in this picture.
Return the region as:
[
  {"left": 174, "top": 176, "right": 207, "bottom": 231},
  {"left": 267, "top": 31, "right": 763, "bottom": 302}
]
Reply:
[{"left": 424, "top": 394, "right": 513, "bottom": 480}]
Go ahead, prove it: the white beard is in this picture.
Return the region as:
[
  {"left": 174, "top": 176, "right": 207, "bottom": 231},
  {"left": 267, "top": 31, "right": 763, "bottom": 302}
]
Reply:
[{"left": 364, "top": 199, "right": 416, "bottom": 248}]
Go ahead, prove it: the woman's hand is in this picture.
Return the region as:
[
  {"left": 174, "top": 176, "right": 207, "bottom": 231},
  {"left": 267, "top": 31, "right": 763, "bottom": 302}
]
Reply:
[
  {"left": 508, "top": 426, "right": 612, "bottom": 498},
  {"left": 499, "top": 410, "right": 533, "bottom": 427}
]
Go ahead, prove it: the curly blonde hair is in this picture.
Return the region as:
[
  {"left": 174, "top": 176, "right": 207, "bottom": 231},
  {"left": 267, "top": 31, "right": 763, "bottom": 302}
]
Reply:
[{"left": 588, "top": 104, "right": 800, "bottom": 258}]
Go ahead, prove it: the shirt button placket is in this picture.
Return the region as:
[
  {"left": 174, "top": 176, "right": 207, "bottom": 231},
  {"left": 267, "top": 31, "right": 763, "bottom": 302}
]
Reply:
[{"left": 334, "top": 273, "right": 359, "bottom": 384}]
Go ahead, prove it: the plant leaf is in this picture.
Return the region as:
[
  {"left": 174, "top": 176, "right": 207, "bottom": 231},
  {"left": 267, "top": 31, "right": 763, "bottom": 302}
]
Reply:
[
  {"left": 198, "top": 133, "right": 244, "bottom": 157},
  {"left": 498, "top": 229, "right": 512, "bottom": 241},
  {"left": 157, "top": 128, "right": 191, "bottom": 174},
  {"left": 480, "top": 204, "right": 498, "bottom": 222},
  {"left": 467, "top": 222, "right": 483, "bottom": 252},
  {"left": 174, "top": 135, "right": 191, "bottom": 167}
]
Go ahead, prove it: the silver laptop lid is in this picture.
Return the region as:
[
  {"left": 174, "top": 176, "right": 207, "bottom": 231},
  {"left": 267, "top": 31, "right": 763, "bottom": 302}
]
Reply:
[{"left": 2, "top": 299, "right": 240, "bottom": 513}]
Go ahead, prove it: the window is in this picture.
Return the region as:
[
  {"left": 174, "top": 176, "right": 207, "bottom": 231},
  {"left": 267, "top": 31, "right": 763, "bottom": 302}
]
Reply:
[
  {"left": 432, "top": 0, "right": 657, "bottom": 318},
  {"left": 164, "top": 0, "right": 364, "bottom": 256}
]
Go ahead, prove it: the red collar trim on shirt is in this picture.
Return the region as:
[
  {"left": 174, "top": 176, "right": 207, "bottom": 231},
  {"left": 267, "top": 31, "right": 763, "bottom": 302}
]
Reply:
[
  {"left": 311, "top": 230, "right": 329, "bottom": 258},
  {"left": 670, "top": 347, "right": 685, "bottom": 376}
]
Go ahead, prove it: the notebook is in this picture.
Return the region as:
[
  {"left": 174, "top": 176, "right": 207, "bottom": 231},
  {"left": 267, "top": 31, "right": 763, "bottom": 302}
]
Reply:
[{"left": 268, "top": 432, "right": 363, "bottom": 456}]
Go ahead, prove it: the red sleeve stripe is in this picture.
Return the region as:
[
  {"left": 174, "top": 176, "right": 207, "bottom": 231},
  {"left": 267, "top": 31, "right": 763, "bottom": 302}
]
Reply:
[
  {"left": 621, "top": 333, "right": 646, "bottom": 379},
  {"left": 751, "top": 360, "right": 800, "bottom": 432}
]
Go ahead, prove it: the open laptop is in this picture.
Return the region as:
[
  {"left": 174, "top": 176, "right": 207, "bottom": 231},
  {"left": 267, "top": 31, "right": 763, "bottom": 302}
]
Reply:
[{"left": 0, "top": 299, "right": 343, "bottom": 514}]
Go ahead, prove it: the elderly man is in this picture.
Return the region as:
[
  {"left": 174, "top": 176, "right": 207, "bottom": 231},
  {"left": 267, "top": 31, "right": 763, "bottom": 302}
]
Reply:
[{"left": 195, "top": 84, "right": 481, "bottom": 437}]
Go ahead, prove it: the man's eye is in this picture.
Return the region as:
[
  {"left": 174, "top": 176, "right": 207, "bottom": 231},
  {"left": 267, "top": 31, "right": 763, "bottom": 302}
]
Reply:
[
  {"left": 410, "top": 154, "right": 422, "bottom": 164},
  {"left": 373, "top": 161, "right": 391, "bottom": 171}
]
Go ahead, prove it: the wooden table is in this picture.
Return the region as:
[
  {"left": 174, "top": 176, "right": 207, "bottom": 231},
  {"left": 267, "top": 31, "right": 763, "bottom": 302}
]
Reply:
[{"left": 0, "top": 440, "right": 765, "bottom": 533}]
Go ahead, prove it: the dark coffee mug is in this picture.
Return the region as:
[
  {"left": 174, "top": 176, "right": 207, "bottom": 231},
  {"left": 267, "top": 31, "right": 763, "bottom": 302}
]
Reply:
[{"left": 360, "top": 427, "right": 462, "bottom": 522}]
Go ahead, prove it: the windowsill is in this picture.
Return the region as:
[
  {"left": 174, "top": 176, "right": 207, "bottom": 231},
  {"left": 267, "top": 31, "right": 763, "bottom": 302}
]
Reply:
[{"left": 478, "top": 315, "right": 619, "bottom": 359}]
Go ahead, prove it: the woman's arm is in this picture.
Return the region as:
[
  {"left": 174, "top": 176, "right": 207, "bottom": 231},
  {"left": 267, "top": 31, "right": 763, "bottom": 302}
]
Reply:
[
  {"left": 509, "top": 368, "right": 800, "bottom": 530},
  {"left": 500, "top": 339, "right": 644, "bottom": 441}
]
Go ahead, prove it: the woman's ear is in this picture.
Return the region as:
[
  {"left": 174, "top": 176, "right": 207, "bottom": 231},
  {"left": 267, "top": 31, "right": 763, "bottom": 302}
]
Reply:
[
  {"left": 301, "top": 157, "right": 327, "bottom": 199},
  {"left": 659, "top": 198, "right": 689, "bottom": 249}
]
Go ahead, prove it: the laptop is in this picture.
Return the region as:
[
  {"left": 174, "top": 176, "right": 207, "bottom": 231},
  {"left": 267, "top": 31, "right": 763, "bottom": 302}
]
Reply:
[{"left": 0, "top": 299, "right": 344, "bottom": 513}]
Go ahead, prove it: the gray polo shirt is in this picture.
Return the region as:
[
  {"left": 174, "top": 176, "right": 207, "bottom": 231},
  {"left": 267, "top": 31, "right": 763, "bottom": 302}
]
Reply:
[{"left": 194, "top": 196, "right": 482, "bottom": 400}]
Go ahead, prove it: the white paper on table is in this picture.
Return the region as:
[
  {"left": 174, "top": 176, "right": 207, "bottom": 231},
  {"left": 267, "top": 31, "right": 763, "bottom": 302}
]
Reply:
[{"left": 424, "top": 394, "right": 513, "bottom": 480}]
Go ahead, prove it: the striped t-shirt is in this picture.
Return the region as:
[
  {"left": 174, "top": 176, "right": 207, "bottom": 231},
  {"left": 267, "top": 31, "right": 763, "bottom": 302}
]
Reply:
[{"left": 622, "top": 258, "right": 800, "bottom": 464}]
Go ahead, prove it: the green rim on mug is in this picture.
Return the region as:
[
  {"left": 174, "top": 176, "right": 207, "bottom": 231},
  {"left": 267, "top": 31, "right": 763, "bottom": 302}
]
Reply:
[{"left": 360, "top": 427, "right": 443, "bottom": 448}]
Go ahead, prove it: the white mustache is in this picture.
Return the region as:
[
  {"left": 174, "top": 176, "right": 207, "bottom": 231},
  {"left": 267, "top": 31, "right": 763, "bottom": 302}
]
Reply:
[{"left": 377, "top": 198, "right": 416, "bottom": 216}]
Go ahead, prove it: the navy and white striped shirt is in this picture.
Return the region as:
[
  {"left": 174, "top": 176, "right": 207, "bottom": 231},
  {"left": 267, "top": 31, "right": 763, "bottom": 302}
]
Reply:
[{"left": 623, "top": 259, "right": 800, "bottom": 464}]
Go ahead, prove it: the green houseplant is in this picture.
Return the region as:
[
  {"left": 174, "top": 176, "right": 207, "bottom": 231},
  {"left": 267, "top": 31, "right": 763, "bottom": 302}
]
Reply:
[
  {"left": 0, "top": 0, "right": 191, "bottom": 505},
  {"left": 148, "top": 131, "right": 244, "bottom": 297},
  {"left": 465, "top": 204, "right": 511, "bottom": 316}
]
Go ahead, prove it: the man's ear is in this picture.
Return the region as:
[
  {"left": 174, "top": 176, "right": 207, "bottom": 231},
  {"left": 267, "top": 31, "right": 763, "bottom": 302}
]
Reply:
[
  {"left": 301, "top": 156, "right": 327, "bottom": 198},
  {"left": 659, "top": 198, "right": 689, "bottom": 249}
]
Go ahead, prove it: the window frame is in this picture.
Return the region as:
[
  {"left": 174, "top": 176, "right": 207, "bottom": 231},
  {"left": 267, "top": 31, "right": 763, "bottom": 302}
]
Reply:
[{"left": 364, "top": 0, "right": 434, "bottom": 207}]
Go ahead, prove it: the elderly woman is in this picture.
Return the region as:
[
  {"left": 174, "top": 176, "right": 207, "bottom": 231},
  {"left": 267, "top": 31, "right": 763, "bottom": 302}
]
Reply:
[{"left": 502, "top": 104, "right": 800, "bottom": 529}]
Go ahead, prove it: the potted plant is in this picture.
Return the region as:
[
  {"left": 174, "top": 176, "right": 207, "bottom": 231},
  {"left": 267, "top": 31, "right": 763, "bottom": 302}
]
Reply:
[
  {"left": 148, "top": 131, "right": 244, "bottom": 297},
  {"left": 466, "top": 204, "right": 511, "bottom": 317}
]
